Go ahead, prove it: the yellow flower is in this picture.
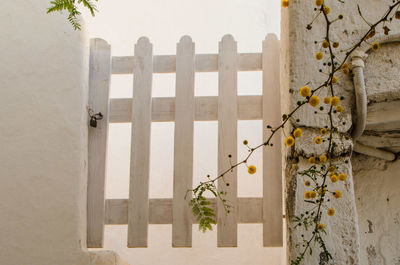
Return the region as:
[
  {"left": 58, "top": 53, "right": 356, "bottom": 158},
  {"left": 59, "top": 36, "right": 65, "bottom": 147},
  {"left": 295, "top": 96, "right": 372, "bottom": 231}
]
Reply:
[
  {"left": 332, "top": 42, "right": 339, "bottom": 48},
  {"left": 320, "top": 128, "right": 328, "bottom": 135},
  {"left": 315, "top": 0, "right": 323, "bottom": 7},
  {"left": 314, "top": 136, "right": 322, "bottom": 144},
  {"left": 304, "top": 191, "right": 312, "bottom": 199},
  {"left": 317, "top": 223, "right": 325, "bottom": 230},
  {"left": 332, "top": 76, "right": 338, "bottom": 84},
  {"left": 330, "top": 96, "right": 340, "bottom": 106},
  {"left": 319, "top": 187, "right": 327, "bottom": 195},
  {"left": 310, "top": 191, "right": 317, "bottom": 198},
  {"left": 330, "top": 174, "right": 338, "bottom": 183},
  {"left": 308, "top": 156, "right": 316, "bottom": 163},
  {"left": 315, "top": 52, "right": 323, "bottom": 60},
  {"left": 323, "top": 6, "right": 330, "bottom": 14},
  {"left": 322, "top": 40, "right": 329, "bottom": 48},
  {"left": 371, "top": 42, "right": 380, "bottom": 52},
  {"left": 285, "top": 136, "right": 295, "bottom": 146},
  {"left": 293, "top": 128, "right": 303, "bottom": 138},
  {"left": 333, "top": 190, "right": 342, "bottom": 199},
  {"left": 328, "top": 165, "right": 336, "bottom": 172},
  {"left": 248, "top": 165, "right": 257, "bottom": 174},
  {"left": 323, "top": 97, "right": 331, "bottom": 104},
  {"left": 309, "top": 96, "right": 320, "bottom": 107},
  {"left": 327, "top": 208, "right": 335, "bottom": 216},
  {"left": 305, "top": 180, "right": 311, "bottom": 186},
  {"left": 281, "top": 0, "right": 289, "bottom": 7},
  {"left": 300, "top": 86, "right": 311, "bottom": 97},
  {"left": 339, "top": 173, "right": 347, "bottom": 181},
  {"left": 319, "top": 155, "right": 327, "bottom": 163},
  {"left": 342, "top": 63, "right": 350, "bottom": 74},
  {"left": 336, "top": 105, "right": 344, "bottom": 112}
]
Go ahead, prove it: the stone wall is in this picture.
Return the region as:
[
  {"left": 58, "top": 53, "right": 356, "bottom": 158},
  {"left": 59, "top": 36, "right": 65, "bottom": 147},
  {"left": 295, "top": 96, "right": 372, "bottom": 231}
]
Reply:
[
  {"left": 352, "top": 155, "right": 400, "bottom": 265},
  {"left": 281, "top": 0, "right": 400, "bottom": 264}
]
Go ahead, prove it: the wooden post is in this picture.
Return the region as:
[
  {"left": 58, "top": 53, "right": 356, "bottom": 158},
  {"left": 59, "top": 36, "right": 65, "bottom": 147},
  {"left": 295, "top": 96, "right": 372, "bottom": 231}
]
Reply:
[
  {"left": 262, "top": 34, "right": 283, "bottom": 247},
  {"left": 127, "top": 37, "right": 153, "bottom": 247},
  {"left": 217, "top": 35, "right": 238, "bottom": 247},
  {"left": 87, "top": 38, "right": 112, "bottom": 248},
  {"left": 172, "top": 36, "right": 196, "bottom": 247}
]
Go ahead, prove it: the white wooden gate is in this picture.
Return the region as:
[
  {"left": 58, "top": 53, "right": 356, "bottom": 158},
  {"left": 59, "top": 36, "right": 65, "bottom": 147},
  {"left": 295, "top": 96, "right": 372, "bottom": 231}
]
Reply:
[{"left": 87, "top": 34, "right": 282, "bottom": 249}]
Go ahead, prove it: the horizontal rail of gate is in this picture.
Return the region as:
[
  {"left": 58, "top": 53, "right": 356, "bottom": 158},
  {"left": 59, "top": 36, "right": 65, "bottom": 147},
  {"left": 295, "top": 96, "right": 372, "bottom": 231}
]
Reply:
[{"left": 87, "top": 34, "right": 282, "bottom": 248}]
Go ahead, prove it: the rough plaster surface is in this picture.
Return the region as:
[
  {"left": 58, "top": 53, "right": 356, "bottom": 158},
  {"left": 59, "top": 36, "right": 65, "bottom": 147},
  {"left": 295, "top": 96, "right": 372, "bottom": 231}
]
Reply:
[
  {"left": 364, "top": 43, "right": 400, "bottom": 104},
  {"left": 277, "top": 0, "right": 400, "bottom": 263},
  {"left": 0, "top": 1, "right": 91, "bottom": 264},
  {"left": 90, "top": 251, "right": 130, "bottom": 265},
  {"left": 286, "top": 158, "right": 359, "bottom": 265},
  {"left": 352, "top": 155, "right": 400, "bottom": 265},
  {"left": 294, "top": 128, "right": 353, "bottom": 158}
]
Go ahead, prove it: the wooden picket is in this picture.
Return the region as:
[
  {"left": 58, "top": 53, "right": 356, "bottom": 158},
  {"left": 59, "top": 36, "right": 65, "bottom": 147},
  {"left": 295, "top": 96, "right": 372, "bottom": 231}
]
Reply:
[
  {"left": 262, "top": 34, "right": 283, "bottom": 247},
  {"left": 217, "top": 35, "right": 238, "bottom": 247},
  {"left": 87, "top": 38, "right": 112, "bottom": 248},
  {"left": 172, "top": 36, "right": 195, "bottom": 247},
  {"left": 127, "top": 37, "right": 153, "bottom": 247},
  {"left": 87, "top": 34, "right": 283, "bottom": 249}
]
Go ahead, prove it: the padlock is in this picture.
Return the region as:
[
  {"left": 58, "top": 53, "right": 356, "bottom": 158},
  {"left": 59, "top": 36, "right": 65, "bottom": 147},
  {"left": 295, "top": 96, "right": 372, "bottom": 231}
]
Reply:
[{"left": 90, "top": 116, "right": 97, "bottom": 128}]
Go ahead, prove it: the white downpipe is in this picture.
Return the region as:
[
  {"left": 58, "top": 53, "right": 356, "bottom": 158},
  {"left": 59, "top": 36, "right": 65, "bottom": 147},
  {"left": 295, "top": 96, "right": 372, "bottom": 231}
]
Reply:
[
  {"left": 351, "top": 51, "right": 368, "bottom": 139},
  {"left": 350, "top": 55, "right": 394, "bottom": 160}
]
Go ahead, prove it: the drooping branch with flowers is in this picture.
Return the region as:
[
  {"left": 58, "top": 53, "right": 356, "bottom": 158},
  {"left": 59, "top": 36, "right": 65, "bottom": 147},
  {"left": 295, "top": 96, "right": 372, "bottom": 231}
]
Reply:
[{"left": 188, "top": 0, "right": 400, "bottom": 264}]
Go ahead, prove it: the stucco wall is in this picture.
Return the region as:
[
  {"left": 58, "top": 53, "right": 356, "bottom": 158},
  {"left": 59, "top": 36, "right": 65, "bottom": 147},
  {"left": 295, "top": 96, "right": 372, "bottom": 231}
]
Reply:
[
  {"left": 0, "top": 1, "right": 90, "bottom": 264},
  {"left": 281, "top": 0, "right": 400, "bottom": 264},
  {"left": 352, "top": 155, "right": 400, "bottom": 265}
]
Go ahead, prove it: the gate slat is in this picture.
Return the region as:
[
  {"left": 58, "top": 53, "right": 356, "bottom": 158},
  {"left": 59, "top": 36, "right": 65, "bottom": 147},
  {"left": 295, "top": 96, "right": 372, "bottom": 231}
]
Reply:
[
  {"left": 172, "top": 36, "right": 195, "bottom": 247},
  {"left": 105, "top": 198, "right": 269, "bottom": 225},
  {"left": 128, "top": 37, "right": 153, "bottom": 247},
  {"left": 262, "top": 34, "right": 283, "bottom": 247},
  {"left": 109, "top": 96, "right": 263, "bottom": 123},
  {"left": 87, "top": 38, "right": 112, "bottom": 248},
  {"left": 217, "top": 35, "right": 238, "bottom": 247}
]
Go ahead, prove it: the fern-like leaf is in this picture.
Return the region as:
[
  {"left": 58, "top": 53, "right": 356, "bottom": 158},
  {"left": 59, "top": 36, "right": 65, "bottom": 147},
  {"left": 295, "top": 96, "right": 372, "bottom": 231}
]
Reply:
[{"left": 47, "top": 0, "right": 98, "bottom": 30}]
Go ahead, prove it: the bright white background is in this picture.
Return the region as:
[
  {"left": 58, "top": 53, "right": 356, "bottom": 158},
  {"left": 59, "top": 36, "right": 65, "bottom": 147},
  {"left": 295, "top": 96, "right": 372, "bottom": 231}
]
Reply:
[{"left": 83, "top": 1, "right": 284, "bottom": 264}]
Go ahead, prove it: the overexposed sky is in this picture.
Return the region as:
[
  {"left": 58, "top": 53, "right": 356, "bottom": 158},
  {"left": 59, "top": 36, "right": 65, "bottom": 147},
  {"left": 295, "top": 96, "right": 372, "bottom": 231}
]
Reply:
[
  {"left": 82, "top": 1, "right": 284, "bottom": 265},
  {"left": 83, "top": 0, "right": 280, "bottom": 54}
]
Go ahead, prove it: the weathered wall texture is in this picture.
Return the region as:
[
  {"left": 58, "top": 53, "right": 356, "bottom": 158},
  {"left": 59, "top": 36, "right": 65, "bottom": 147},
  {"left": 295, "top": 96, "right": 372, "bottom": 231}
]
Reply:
[
  {"left": 352, "top": 36, "right": 400, "bottom": 265},
  {"left": 352, "top": 155, "right": 400, "bottom": 265},
  {"left": 0, "top": 1, "right": 90, "bottom": 264},
  {"left": 90, "top": 251, "right": 130, "bottom": 265},
  {"left": 281, "top": 0, "right": 400, "bottom": 264},
  {"left": 364, "top": 43, "right": 400, "bottom": 104}
]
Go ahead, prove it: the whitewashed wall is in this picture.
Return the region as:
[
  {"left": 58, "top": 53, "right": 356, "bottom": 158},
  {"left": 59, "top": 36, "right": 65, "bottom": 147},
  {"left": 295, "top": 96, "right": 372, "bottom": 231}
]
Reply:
[
  {"left": 353, "top": 155, "right": 400, "bottom": 265},
  {"left": 281, "top": 0, "right": 400, "bottom": 264},
  {"left": 0, "top": 1, "right": 90, "bottom": 264}
]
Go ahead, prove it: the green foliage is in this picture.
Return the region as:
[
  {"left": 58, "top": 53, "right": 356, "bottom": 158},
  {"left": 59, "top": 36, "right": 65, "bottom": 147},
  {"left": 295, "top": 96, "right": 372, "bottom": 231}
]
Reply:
[
  {"left": 187, "top": 177, "right": 230, "bottom": 232},
  {"left": 47, "top": 0, "right": 98, "bottom": 30}
]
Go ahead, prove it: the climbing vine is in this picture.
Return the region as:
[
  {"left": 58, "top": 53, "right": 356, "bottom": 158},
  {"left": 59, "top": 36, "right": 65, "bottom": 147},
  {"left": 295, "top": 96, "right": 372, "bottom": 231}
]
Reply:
[
  {"left": 47, "top": 0, "right": 98, "bottom": 30},
  {"left": 187, "top": 1, "right": 400, "bottom": 264}
]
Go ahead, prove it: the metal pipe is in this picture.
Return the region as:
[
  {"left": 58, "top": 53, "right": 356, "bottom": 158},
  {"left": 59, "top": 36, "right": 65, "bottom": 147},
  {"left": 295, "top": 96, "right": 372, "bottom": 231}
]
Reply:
[{"left": 351, "top": 51, "right": 367, "bottom": 139}]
